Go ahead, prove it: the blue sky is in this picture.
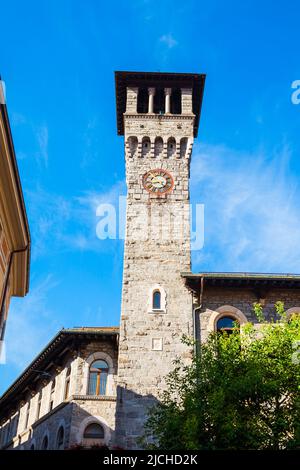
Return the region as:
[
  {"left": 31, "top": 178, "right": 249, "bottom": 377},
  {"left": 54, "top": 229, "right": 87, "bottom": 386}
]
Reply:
[{"left": 1, "top": 0, "right": 300, "bottom": 392}]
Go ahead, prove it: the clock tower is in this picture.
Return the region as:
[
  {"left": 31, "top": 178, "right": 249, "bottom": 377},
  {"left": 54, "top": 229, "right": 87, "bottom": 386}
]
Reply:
[{"left": 115, "top": 71, "right": 206, "bottom": 448}]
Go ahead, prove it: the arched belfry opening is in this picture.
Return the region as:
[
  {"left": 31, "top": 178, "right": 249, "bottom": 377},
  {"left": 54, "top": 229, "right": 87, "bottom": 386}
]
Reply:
[
  {"left": 171, "top": 88, "right": 181, "bottom": 114},
  {"left": 154, "top": 88, "right": 165, "bottom": 114},
  {"left": 137, "top": 87, "right": 148, "bottom": 113}
]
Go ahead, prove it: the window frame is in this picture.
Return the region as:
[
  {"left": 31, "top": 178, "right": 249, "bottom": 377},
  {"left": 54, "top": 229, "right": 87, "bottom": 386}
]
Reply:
[
  {"left": 88, "top": 360, "right": 109, "bottom": 396},
  {"left": 83, "top": 422, "right": 105, "bottom": 440}
]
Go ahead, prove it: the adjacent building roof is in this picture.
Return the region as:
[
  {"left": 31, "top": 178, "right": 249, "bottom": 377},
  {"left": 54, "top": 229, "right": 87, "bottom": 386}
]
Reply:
[
  {"left": 0, "top": 327, "right": 119, "bottom": 420},
  {"left": 115, "top": 71, "right": 206, "bottom": 137},
  {"left": 182, "top": 272, "right": 300, "bottom": 291},
  {"left": 0, "top": 84, "right": 30, "bottom": 296}
]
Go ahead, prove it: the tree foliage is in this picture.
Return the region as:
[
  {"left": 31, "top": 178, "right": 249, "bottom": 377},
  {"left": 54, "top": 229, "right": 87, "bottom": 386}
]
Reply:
[{"left": 142, "top": 302, "right": 300, "bottom": 450}]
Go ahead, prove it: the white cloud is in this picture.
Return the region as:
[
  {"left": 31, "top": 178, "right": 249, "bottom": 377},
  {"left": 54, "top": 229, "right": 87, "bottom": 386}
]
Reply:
[
  {"left": 25, "top": 180, "right": 126, "bottom": 259},
  {"left": 3, "top": 275, "right": 61, "bottom": 371},
  {"left": 159, "top": 33, "right": 178, "bottom": 49},
  {"left": 35, "top": 124, "right": 49, "bottom": 167},
  {"left": 191, "top": 142, "right": 300, "bottom": 273}
]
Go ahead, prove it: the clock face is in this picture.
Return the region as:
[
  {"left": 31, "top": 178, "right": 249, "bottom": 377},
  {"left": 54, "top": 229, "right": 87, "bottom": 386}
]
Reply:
[{"left": 142, "top": 169, "right": 174, "bottom": 194}]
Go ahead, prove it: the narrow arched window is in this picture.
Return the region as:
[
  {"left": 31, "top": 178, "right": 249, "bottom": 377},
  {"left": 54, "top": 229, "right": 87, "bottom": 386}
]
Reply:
[
  {"left": 152, "top": 290, "right": 161, "bottom": 310},
  {"left": 180, "top": 137, "right": 188, "bottom": 158},
  {"left": 56, "top": 426, "right": 64, "bottom": 450},
  {"left": 142, "top": 137, "right": 151, "bottom": 157},
  {"left": 41, "top": 435, "right": 48, "bottom": 450},
  {"left": 216, "top": 316, "right": 239, "bottom": 335},
  {"left": 88, "top": 360, "right": 108, "bottom": 396},
  {"left": 167, "top": 137, "right": 176, "bottom": 158},
  {"left": 128, "top": 136, "right": 138, "bottom": 158},
  {"left": 64, "top": 366, "right": 71, "bottom": 400},
  {"left": 154, "top": 137, "right": 163, "bottom": 158}
]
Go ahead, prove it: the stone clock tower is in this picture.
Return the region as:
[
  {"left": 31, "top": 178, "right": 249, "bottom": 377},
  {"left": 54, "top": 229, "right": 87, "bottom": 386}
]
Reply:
[{"left": 115, "top": 71, "right": 206, "bottom": 448}]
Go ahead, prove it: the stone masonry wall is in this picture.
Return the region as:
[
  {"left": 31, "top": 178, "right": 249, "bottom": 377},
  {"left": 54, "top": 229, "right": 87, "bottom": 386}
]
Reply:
[
  {"left": 116, "top": 99, "right": 196, "bottom": 448},
  {"left": 198, "top": 286, "right": 300, "bottom": 342}
]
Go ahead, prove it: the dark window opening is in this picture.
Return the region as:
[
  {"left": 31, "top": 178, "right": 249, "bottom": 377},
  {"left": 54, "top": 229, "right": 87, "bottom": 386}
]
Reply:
[
  {"left": 154, "top": 88, "right": 165, "bottom": 114},
  {"left": 154, "top": 137, "right": 163, "bottom": 157},
  {"left": 41, "top": 435, "right": 48, "bottom": 450},
  {"left": 84, "top": 423, "right": 104, "bottom": 439},
  {"left": 180, "top": 138, "right": 188, "bottom": 158},
  {"left": 137, "top": 88, "right": 148, "bottom": 113},
  {"left": 56, "top": 426, "right": 64, "bottom": 450},
  {"left": 167, "top": 138, "right": 176, "bottom": 158},
  {"left": 153, "top": 291, "right": 161, "bottom": 310},
  {"left": 171, "top": 88, "right": 181, "bottom": 114}
]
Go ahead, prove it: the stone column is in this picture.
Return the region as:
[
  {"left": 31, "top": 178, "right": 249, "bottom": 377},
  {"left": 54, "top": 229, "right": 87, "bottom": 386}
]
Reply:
[
  {"left": 164, "top": 88, "right": 172, "bottom": 114},
  {"left": 148, "top": 87, "right": 155, "bottom": 113}
]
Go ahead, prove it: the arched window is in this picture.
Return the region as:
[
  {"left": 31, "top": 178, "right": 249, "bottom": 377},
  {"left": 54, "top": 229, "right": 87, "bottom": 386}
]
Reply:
[
  {"left": 152, "top": 291, "right": 161, "bottom": 310},
  {"left": 83, "top": 423, "right": 104, "bottom": 440},
  {"left": 56, "top": 426, "right": 64, "bottom": 450},
  {"left": 49, "top": 378, "right": 56, "bottom": 411},
  {"left": 154, "top": 137, "right": 163, "bottom": 158},
  {"left": 128, "top": 136, "right": 138, "bottom": 158},
  {"left": 216, "top": 316, "right": 239, "bottom": 335},
  {"left": 180, "top": 138, "right": 188, "bottom": 158},
  {"left": 88, "top": 360, "right": 109, "bottom": 396},
  {"left": 41, "top": 435, "right": 48, "bottom": 450},
  {"left": 167, "top": 137, "right": 176, "bottom": 158},
  {"left": 141, "top": 137, "right": 151, "bottom": 157},
  {"left": 30, "top": 444, "right": 35, "bottom": 450},
  {"left": 64, "top": 366, "right": 71, "bottom": 400}
]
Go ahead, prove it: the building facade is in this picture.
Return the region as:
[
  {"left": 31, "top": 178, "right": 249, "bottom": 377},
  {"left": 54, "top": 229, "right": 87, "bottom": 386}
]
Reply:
[
  {"left": 0, "top": 71, "right": 300, "bottom": 450},
  {"left": 0, "top": 79, "right": 30, "bottom": 356}
]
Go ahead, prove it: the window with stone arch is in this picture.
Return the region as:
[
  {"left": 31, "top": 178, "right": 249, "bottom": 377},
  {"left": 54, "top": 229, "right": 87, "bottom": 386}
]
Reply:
[
  {"left": 56, "top": 426, "right": 64, "bottom": 450},
  {"left": 64, "top": 365, "right": 71, "bottom": 400},
  {"left": 127, "top": 136, "right": 138, "bottom": 158},
  {"left": 167, "top": 137, "right": 176, "bottom": 158},
  {"left": 141, "top": 136, "right": 151, "bottom": 157},
  {"left": 152, "top": 290, "right": 161, "bottom": 310},
  {"left": 285, "top": 307, "right": 300, "bottom": 321},
  {"left": 207, "top": 305, "right": 247, "bottom": 335},
  {"left": 154, "top": 137, "right": 163, "bottom": 158},
  {"left": 149, "top": 285, "right": 166, "bottom": 313},
  {"left": 41, "top": 435, "right": 48, "bottom": 450},
  {"left": 88, "top": 360, "right": 109, "bottom": 396},
  {"left": 83, "top": 422, "right": 105, "bottom": 447},
  {"left": 216, "top": 316, "right": 239, "bottom": 335}
]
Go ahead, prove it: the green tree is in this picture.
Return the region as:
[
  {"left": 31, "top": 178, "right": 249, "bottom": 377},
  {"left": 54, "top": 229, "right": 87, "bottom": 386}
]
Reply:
[{"left": 142, "top": 302, "right": 300, "bottom": 450}]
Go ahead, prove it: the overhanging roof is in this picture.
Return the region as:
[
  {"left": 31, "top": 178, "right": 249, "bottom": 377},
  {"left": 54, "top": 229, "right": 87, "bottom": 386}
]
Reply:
[
  {"left": 0, "top": 97, "right": 31, "bottom": 295},
  {"left": 181, "top": 272, "right": 300, "bottom": 291},
  {"left": 115, "top": 71, "right": 206, "bottom": 137},
  {"left": 0, "top": 327, "right": 119, "bottom": 419}
]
